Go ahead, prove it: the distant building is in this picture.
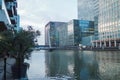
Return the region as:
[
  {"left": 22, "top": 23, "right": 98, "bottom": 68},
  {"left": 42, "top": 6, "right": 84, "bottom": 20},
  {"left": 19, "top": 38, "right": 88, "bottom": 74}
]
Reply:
[
  {"left": 57, "top": 23, "right": 68, "bottom": 47},
  {"left": 67, "top": 19, "right": 94, "bottom": 46},
  {"left": 0, "top": 0, "right": 20, "bottom": 31},
  {"left": 67, "top": 19, "right": 80, "bottom": 46},
  {"left": 79, "top": 20, "right": 94, "bottom": 46},
  {"left": 92, "top": 0, "right": 120, "bottom": 48},
  {"left": 45, "top": 21, "right": 67, "bottom": 47}
]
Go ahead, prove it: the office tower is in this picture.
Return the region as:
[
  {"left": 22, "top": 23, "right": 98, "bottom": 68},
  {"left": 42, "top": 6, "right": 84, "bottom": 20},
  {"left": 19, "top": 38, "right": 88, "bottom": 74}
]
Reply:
[
  {"left": 78, "top": 0, "right": 94, "bottom": 21},
  {"left": 93, "top": 0, "right": 120, "bottom": 48},
  {"left": 45, "top": 21, "right": 67, "bottom": 47},
  {"left": 93, "top": 0, "right": 99, "bottom": 41},
  {"left": 67, "top": 19, "right": 94, "bottom": 46},
  {"left": 67, "top": 19, "right": 80, "bottom": 46},
  {"left": 79, "top": 20, "right": 94, "bottom": 46}
]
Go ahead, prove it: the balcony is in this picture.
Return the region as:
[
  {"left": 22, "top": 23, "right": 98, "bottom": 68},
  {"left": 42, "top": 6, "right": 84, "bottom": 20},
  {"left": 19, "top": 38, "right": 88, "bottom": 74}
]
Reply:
[
  {"left": 7, "top": 9, "right": 14, "bottom": 17},
  {"left": 5, "top": 0, "right": 14, "bottom": 2},
  {"left": 10, "top": 17, "right": 16, "bottom": 24},
  {"left": 6, "top": 2, "right": 18, "bottom": 16},
  {"left": 13, "top": 6, "right": 17, "bottom": 15}
]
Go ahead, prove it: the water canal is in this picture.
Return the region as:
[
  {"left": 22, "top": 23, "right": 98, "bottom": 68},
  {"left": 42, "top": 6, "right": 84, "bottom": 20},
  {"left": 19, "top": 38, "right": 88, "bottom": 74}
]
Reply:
[{"left": 26, "top": 50, "right": 120, "bottom": 80}]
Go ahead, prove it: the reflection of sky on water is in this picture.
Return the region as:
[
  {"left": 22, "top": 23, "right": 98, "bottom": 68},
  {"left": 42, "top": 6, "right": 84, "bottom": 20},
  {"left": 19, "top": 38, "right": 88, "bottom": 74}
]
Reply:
[
  {"left": 80, "top": 67, "right": 89, "bottom": 80},
  {"left": 82, "top": 51, "right": 95, "bottom": 64},
  {"left": 26, "top": 50, "right": 120, "bottom": 80},
  {"left": 26, "top": 50, "right": 46, "bottom": 78},
  {"left": 26, "top": 50, "right": 98, "bottom": 79}
]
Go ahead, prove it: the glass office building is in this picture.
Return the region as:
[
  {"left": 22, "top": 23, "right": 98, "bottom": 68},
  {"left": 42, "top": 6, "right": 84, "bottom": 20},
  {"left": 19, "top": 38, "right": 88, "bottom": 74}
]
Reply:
[
  {"left": 45, "top": 22, "right": 67, "bottom": 47},
  {"left": 92, "top": 0, "right": 120, "bottom": 48},
  {"left": 67, "top": 19, "right": 81, "bottom": 46},
  {"left": 93, "top": 0, "right": 99, "bottom": 41},
  {"left": 91, "top": 1, "right": 120, "bottom": 79},
  {"left": 79, "top": 20, "right": 94, "bottom": 46},
  {"left": 78, "top": 0, "right": 94, "bottom": 21},
  {"left": 67, "top": 19, "right": 94, "bottom": 46}
]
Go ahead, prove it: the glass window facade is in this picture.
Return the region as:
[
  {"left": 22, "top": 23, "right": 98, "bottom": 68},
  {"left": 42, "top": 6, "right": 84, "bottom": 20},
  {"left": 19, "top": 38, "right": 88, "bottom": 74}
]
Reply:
[
  {"left": 79, "top": 20, "right": 94, "bottom": 37},
  {"left": 79, "top": 20, "right": 94, "bottom": 46},
  {"left": 78, "top": 0, "right": 94, "bottom": 21},
  {"left": 0, "top": 0, "right": 1, "bottom": 9},
  {"left": 67, "top": 19, "right": 94, "bottom": 46},
  {"left": 67, "top": 20, "right": 81, "bottom": 46},
  {"left": 92, "top": 0, "right": 120, "bottom": 48},
  {"left": 98, "top": 0, "right": 120, "bottom": 41},
  {"left": 45, "top": 22, "right": 67, "bottom": 47},
  {"left": 67, "top": 20, "right": 75, "bottom": 46}
]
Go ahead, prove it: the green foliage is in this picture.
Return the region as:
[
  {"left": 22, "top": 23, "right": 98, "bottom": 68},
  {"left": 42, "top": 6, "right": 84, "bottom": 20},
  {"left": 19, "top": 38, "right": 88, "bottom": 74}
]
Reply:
[
  {"left": 0, "top": 29, "right": 38, "bottom": 61},
  {"left": 0, "top": 30, "right": 14, "bottom": 55}
]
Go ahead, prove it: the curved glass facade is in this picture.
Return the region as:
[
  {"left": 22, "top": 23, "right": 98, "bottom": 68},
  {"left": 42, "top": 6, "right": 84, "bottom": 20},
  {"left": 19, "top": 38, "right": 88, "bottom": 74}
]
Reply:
[{"left": 45, "top": 22, "right": 67, "bottom": 47}]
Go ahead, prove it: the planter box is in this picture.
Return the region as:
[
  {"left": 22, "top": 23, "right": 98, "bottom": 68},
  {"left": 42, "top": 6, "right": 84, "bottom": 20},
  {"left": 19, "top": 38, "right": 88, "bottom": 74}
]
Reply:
[{"left": 11, "top": 63, "right": 28, "bottom": 79}]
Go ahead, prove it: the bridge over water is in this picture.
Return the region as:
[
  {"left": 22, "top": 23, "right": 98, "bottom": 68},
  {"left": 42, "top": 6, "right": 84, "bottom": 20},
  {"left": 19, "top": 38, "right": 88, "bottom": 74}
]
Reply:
[
  {"left": 34, "top": 45, "right": 79, "bottom": 50},
  {"left": 34, "top": 45, "right": 56, "bottom": 50}
]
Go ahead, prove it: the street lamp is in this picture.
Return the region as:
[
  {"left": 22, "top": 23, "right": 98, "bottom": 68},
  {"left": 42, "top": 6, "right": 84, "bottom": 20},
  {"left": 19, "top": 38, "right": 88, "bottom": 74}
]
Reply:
[{"left": 3, "top": 52, "right": 8, "bottom": 80}]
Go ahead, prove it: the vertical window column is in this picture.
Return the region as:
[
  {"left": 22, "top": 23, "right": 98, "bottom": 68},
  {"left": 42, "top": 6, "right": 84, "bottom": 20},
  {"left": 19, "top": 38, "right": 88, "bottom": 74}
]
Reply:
[
  {"left": 109, "top": 40, "right": 111, "bottom": 47},
  {"left": 114, "top": 40, "right": 117, "bottom": 47},
  {"left": 100, "top": 41, "right": 102, "bottom": 47}
]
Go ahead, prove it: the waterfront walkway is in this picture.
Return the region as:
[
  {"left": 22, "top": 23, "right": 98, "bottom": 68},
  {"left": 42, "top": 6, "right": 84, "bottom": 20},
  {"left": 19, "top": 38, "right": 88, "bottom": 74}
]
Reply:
[{"left": 0, "top": 58, "right": 15, "bottom": 80}]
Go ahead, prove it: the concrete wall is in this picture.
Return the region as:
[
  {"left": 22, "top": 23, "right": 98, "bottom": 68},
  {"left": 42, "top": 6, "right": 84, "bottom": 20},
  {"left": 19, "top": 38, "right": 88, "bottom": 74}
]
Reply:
[
  {"left": 0, "top": 0, "right": 11, "bottom": 24},
  {"left": 0, "top": 10, "right": 10, "bottom": 25}
]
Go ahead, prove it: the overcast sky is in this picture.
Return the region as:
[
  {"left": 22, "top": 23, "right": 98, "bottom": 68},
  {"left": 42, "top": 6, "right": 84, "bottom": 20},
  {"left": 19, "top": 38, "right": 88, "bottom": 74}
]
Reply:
[{"left": 18, "top": 0, "right": 77, "bottom": 44}]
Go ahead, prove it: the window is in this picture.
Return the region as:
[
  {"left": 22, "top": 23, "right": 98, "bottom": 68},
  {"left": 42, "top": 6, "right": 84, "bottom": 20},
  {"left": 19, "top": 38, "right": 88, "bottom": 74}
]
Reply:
[{"left": 0, "top": 4, "right": 1, "bottom": 9}]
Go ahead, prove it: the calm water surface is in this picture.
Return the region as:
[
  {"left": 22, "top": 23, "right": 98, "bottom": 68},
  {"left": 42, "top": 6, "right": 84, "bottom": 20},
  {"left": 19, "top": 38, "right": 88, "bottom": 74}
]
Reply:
[{"left": 26, "top": 50, "right": 120, "bottom": 80}]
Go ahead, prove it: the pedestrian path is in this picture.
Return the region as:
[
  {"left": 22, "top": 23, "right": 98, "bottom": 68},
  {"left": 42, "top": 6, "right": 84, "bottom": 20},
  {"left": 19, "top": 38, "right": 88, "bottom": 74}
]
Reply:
[
  {"left": 28, "top": 77, "right": 62, "bottom": 80},
  {"left": 0, "top": 58, "right": 16, "bottom": 80},
  {"left": 0, "top": 58, "right": 4, "bottom": 80}
]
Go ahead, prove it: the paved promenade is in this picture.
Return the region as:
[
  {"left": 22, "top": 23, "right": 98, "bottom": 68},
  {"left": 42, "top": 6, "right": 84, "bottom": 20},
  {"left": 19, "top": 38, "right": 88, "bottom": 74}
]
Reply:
[{"left": 0, "top": 58, "right": 15, "bottom": 80}]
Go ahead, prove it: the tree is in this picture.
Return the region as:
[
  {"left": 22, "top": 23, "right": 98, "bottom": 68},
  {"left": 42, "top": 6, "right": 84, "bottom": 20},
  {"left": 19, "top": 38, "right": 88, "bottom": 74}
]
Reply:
[
  {"left": 0, "top": 30, "right": 14, "bottom": 57},
  {"left": 0, "top": 28, "right": 40, "bottom": 79},
  {"left": 0, "top": 29, "right": 36, "bottom": 61}
]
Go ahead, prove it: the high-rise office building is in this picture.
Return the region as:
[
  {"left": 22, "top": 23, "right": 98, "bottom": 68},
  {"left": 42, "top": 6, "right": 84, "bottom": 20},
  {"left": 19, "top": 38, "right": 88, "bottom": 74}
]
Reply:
[
  {"left": 93, "top": 0, "right": 120, "bottom": 48},
  {"left": 78, "top": 0, "right": 94, "bottom": 21},
  {"left": 93, "top": 0, "right": 99, "bottom": 41},
  {"left": 92, "top": 1, "right": 120, "bottom": 79}
]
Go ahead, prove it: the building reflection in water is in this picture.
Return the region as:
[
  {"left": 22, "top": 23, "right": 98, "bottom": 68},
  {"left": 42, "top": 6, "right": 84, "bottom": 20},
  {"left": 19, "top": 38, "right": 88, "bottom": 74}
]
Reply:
[
  {"left": 27, "top": 50, "right": 120, "bottom": 79},
  {"left": 95, "top": 51, "right": 120, "bottom": 80},
  {"left": 45, "top": 50, "right": 99, "bottom": 80},
  {"left": 45, "top": 50, "right": 74, "bottom": 77}
]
